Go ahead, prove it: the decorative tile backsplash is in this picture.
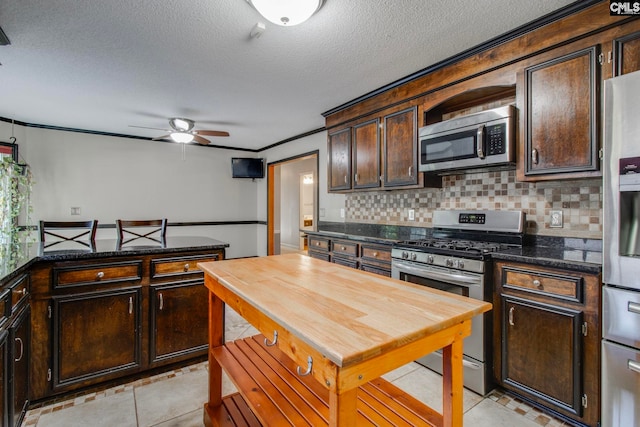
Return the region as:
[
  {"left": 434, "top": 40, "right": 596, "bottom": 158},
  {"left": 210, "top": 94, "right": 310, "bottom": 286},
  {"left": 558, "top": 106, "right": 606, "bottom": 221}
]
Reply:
[{"left": 345, "top": 170, "right": 602, "bottom": 239}]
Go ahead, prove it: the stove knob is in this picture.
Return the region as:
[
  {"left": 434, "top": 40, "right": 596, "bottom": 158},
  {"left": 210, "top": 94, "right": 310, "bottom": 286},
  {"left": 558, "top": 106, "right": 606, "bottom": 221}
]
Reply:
[
  {"left": 411, "top": 253, "right": 417, "bottom": 261},
  {"left": 446, "top": 259, "right": 453, "bottom": 267},
  {"left": 427, "top": 255, "right": 434, "bottom": 264},
  {"left": 459, "top": 260, "right": 465, "bottom": 269},
  {"left": 402, "top": 251, "right": 408, "bottom": 259}
]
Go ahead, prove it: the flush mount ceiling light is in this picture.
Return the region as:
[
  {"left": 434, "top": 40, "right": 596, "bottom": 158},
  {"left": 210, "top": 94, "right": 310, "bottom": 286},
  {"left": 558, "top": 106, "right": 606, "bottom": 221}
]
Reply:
[
  {"left": 248, "top": 0, "right": 325, "bottom": 26},
  {"left": 170, "top": 132, "right": 194, "bottom": 143}
]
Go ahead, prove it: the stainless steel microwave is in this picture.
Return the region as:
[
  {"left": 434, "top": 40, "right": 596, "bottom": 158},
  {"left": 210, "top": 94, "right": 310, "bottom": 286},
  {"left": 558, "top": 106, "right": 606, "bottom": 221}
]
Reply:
[{"left": 418, "top": 105, "right": 516, "bottom": 173}]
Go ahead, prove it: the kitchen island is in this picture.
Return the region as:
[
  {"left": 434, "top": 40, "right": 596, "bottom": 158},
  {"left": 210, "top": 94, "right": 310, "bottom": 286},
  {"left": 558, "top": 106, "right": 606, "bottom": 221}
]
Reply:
[
  {"left": 22, "top": 236, "right": 229, "bottom": 404},
  {"left": 200, "top": 253, "right": 492, "bottom": 426}
]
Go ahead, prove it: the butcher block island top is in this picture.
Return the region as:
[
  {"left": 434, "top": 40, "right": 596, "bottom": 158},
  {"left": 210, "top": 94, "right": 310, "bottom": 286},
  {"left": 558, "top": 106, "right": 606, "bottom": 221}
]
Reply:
[{"left": 199, "top": 253, "right": 492, "bottom": 426}]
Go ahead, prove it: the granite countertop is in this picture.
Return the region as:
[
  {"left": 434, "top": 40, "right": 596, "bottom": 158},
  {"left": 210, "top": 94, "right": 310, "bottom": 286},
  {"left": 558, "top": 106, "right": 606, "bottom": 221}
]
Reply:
[
  {"left": 1, "top": 236, "right": 230, "bottom": 283},
  {"left": 307, "top": 222, "right": 602, "bottom": 274}
]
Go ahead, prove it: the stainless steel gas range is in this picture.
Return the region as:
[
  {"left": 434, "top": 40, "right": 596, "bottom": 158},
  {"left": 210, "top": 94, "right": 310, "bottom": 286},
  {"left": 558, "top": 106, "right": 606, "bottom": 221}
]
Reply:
[{"left": 391, "top": 210, "right": 525, "bottom": 395}]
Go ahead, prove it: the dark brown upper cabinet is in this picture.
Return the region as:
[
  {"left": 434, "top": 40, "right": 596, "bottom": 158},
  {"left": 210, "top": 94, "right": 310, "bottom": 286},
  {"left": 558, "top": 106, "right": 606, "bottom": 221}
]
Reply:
[
  {"left": 327, "top": 128, "right": 352, "bottom": 192},
  {"left": 520, "top": 45, "right": 600, "bottom": 181},
  {"left": 383, "top": 107, "right": 419, "bottom": 188},
  {"left": 352, "top": 118, "right": 381, "bottom": 189},
  {"left": 614, "top": 30, "right": 640, "bottom": 76}
]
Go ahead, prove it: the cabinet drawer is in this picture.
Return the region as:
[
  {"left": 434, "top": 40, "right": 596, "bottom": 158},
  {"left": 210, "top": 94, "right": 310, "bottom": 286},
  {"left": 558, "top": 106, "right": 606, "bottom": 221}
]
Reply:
[
  {"left": 502, "top": 266, "right": 583, "bottom": 303},
  {"left": 332, "top": 255, "right": 358, "bottom": 269},
  {"left": 9, "top": 274, "right": 29, "bottom": 311},
  {"left": 360, "top": 244, "right": 391, "bottom": 263},
  {"left": 603, "top": 286, "right": 640, "bottom": 347},
  {"left": 151, "top": 254, "right": 220, "bottom": 279},
  {"left": 307, "top": 251, "right": 330, "bottom": 262},
  {"left": 307, "top": 236, "right": 329, "bottom": 252},
  {"left": 332, "top": 239, "right": 358, "bottom": 257},
  {"left": 53, "top": 261, "right": 143, "bottom": 289}
]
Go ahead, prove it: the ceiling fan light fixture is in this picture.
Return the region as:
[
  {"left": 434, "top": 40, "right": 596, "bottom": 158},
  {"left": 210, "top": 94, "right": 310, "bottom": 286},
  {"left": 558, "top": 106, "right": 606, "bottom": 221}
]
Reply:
[
  {"left": 169, "top": 117, "right": 194, "bottom": 132},
  {"left": 249, "top": 0, "right": 324, "bottom": 26},
  {"left": 170, "top": 132, "right": 194, "bottom": 143}
]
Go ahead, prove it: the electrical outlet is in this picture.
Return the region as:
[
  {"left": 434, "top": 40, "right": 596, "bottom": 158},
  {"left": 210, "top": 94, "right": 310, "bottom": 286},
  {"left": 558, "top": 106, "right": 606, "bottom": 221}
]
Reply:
[
  {"left": 550, "top": 210, "right": 563, "bottom": 228},
  {"left": 70, "top": 207, "right": 81, "bottom": 216},
  {"left": 340, "top": 208, "right": 345, "bottom": 218},
  {"left": 408, "top": 209, "right": 415, "bottom": 221}
]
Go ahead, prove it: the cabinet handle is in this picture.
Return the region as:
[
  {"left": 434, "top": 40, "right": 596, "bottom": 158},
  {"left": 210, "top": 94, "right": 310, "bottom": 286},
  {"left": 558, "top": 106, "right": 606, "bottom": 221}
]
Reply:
[
  {"left": 14, "top": 337, "right": 23, "bottom": 362},
  {"left": 316, "top": 241, "right": 321, "bottom": 246},
  {"left": 96, "top": 271, "right": 105, "bottom": 280},
  {"left": 159, "top": 293, "right": 164, "bottom": 311},
  {"left": 344, "top": 175, "right": 347, "bottom": 184},
  {"left": 629, "top": 301, "right": 640, "bottom": 314},
  {"left": 629, "top": 359, "right": 640, "bottom": 374},
  {"left": 354, "top": 173, "right": 358, "bottom": 184},
  {"left": 264, "top": 330, "right": 278, "bottom": 347},
  {"left": 532, "top": 148, "right": 539, "bottom": 165},
  {"left": 183, "top": 263, "right": 190, "bottom": 272},
  {"left": 296, "top": 355, "right": 313, "bottom": 376},
  {"left": 128, "top": 296, "right": 133, "bottom": 315},
  {"left": 508, "top": 307, "right": 515, "bottom": 326},
  {"left": 372, "top": 252, "right": 378, "bottom": 257},
  {"left": 341, "top": 246, "right": 346, "bottom": 250},
  {"left": 408, "top": 166, "right": 413, "bottom": 178},
  {"left": 533, "top": 279, "right": 542, "bottom": 289}
]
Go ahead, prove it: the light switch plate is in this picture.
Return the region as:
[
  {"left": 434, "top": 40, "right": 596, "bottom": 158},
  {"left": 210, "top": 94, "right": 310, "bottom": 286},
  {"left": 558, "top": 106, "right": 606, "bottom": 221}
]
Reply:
[
  {"left": 550, "top": 210, "right": 563, "bottom": 228},
  {"left": 70, "top": 207, "right": 81, "bottom": 216}
]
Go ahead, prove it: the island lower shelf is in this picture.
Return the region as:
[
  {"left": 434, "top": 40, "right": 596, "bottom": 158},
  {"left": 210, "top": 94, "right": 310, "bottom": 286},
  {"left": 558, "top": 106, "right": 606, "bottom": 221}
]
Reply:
[{"left": 204, "top": 334, "right": 441, "bottom": 427}]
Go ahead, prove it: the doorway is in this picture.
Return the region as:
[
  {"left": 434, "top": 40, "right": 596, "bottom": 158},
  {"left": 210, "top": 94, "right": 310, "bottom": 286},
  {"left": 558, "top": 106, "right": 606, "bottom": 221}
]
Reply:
[{"left": 267, "top": 151, "right": 319, "bottom": 255}]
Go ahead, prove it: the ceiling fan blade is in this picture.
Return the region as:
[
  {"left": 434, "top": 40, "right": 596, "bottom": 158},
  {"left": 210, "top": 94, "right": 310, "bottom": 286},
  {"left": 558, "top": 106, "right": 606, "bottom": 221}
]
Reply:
[
  {"left": 129, "top": 125, "right": 170, "bottom": 131},
  {"left": 152, "top": 134, "right": 172, "bottom": 141},
  {"left": 193, "top": 135, "right": 211, "bottom": 145},
  {"left": 194, "top": 130, "right": 230, "bottom": 137}
]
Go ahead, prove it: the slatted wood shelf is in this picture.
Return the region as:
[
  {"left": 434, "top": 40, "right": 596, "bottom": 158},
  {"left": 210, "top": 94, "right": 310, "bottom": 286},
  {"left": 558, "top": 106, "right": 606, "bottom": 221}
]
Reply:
[{"left": 204, "top": 335, "right": 440, "bottom": 427}]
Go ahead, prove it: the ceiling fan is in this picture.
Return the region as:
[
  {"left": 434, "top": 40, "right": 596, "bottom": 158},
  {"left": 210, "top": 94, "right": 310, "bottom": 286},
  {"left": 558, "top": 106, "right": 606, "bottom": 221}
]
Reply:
[{"left": 130, "top": 118, "right": 229, "bottom": 145}]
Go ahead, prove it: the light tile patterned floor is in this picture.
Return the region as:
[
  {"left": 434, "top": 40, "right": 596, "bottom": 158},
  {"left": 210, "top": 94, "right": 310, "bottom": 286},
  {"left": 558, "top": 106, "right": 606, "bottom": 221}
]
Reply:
[{"left": 24, "top": 308, "right": 571, "bottom": 426}]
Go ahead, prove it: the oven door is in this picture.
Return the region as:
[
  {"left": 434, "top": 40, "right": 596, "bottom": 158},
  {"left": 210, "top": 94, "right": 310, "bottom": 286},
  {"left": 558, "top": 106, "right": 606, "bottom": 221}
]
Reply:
[
  {"left": 419, "top": 128, "right": 480, "bottom": 173},
  {"left": 392, "top": 260, "right": 484, "bottom": 360}
]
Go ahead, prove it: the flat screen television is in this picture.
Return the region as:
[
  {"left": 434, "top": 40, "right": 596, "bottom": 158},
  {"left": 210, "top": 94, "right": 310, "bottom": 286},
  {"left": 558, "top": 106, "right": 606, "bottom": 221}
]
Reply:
[{"left": 231, "top": 157, "right": 265, "bottom": 179}]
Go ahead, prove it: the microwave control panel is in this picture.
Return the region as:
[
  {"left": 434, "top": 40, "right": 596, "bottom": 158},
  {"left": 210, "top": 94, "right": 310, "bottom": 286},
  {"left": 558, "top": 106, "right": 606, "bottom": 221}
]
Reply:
[{"left": 486, "top": 124, "right": 507, "bottom": 155}]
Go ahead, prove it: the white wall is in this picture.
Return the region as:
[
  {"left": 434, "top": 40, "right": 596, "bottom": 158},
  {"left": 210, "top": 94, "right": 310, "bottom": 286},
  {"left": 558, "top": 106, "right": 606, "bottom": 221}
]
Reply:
[
  {"left": 0, "top": 121, "right": 261, "bottom": 258},
  {"left": 0, "top": 122, "right": 345, "bottom": 258}
]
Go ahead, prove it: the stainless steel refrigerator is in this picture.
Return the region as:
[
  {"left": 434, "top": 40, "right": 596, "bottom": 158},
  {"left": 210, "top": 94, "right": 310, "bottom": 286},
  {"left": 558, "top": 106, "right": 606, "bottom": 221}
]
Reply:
[{"left": 602, "top": 69, "right": 640, "bottom": 427}]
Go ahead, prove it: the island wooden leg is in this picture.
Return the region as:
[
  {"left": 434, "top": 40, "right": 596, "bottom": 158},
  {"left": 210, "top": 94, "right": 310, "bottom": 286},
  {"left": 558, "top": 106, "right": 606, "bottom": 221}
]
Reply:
[
  {"left": 441, "top": 326, "right": 466, "bottom": 427},
  {"left": 204, "top": 283, "right": 225, "bottom": 426},
  {"left": 329, "top": 387, "right": 358, "bottom": 426}
]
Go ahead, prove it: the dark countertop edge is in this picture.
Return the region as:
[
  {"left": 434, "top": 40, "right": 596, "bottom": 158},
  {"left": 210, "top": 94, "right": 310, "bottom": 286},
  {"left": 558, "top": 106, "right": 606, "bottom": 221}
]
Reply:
[
  {"left": 1, "top": 237, "right": 230, "bottom": 284},
  {"left": 306, "top": 225, "right": 602, "bottom": 274},
  {"left": 491, "top": 250, "right": 602, "bottom": 275},
  {"left": 304, "top": 229, "right": 398, "bottom": 246}
]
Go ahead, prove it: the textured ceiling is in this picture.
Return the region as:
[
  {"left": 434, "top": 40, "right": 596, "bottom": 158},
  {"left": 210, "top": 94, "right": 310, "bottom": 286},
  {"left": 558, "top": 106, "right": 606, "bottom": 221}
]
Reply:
[{"left": 0, "top": 0, "right": 577, "bottom": 151}]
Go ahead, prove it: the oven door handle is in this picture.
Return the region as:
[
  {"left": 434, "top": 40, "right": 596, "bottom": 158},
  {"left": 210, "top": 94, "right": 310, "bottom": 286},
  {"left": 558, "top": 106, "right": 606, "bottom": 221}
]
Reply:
[{"left": 393, "top": 262, "right": 481, "bottom": 287}]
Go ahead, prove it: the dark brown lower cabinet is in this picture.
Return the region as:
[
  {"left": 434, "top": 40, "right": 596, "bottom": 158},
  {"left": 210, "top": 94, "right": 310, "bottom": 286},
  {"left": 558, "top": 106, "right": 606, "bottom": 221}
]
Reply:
[
  {"left": 501, "top": 296, "right": 583, "bottom": 415},
  {"left": 150, "top": 280, "right": 208, "bottom": 364},
  {"left": 9, "top": 307, "right": 29, "bottom": 427},
  {"left": 52, "top": 288, "right": 141, "bottom": 390},
  {"left": 494, "top": 261, "right": 601, "bottom": 427},
  {"left": 0, "top": 330, "right": 7, "bottom": 427}
]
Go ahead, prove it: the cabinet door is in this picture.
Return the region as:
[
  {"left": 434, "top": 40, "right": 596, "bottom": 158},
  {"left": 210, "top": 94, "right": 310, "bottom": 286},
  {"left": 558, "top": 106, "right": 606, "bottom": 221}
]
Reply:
[
  {"left": 52, "top": 288, "right": 142, "bottom": 390},
  {"left": 523, "top": 46, "right": 599, "bottom": 177},
  {"left": 0, "top": 331, "right": 7, "bottom": 427},
  {"left": 328, "top": 128, "right": 351, "bottom": 191},
  {"left": 614, "top": 31, "right": 640, "bottom": 76},
  {"left": 383, "top": 107, "right": 418, "bottom": 187},
  {"left": 501, "top": 296, "right": 583, "bottom": 416},
  {"left": 150, "top": 280, "right": 208, "bottom": 364},
  {"left": 352, "top": 119, "right": 380, "bottom": 189},
  {"left": 10, "top": 307, "right": 28, "bottom": 427}
]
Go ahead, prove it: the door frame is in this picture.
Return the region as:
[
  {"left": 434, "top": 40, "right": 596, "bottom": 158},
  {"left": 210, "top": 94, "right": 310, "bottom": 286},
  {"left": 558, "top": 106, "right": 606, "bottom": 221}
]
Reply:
[{"left": 267, "top": 150, "right": 319, "bottom": 255}]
